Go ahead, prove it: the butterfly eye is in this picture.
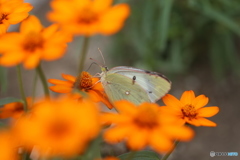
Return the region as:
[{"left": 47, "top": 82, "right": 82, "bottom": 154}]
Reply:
[{"left": 105, "top": 66, "right": 109, "bottom": 71}]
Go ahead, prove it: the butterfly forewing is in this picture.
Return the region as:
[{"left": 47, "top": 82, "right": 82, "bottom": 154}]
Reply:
[
  {"left": 107, "top": 66, "right": 171, "bottom": 102},
  {"left": 102, "top": 73, "right": 151, "bottom": 104}
]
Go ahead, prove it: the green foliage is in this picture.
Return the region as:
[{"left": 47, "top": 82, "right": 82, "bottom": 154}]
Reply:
[
  {"left": 111, "top": 0, "right": 240, "bottom": 78},
  {"left": 118, "top": 150, "right": 161, "bottom": 160}
]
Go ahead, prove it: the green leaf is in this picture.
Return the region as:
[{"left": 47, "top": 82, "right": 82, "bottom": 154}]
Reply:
[
  {"left": 0, "top": 67, "right": 8, "bottom": 94},
  {"left": 157, "top": 0, "right": 174, "bottom": 52},
  {"left": 202, "top": 4, "right": 240, "bottom": 35},
  {"left": 0, "top": 97, "right": 23, "bottom": 106},
  {"left": 118, "top": 150, "right": 160, "bottom": 160}
]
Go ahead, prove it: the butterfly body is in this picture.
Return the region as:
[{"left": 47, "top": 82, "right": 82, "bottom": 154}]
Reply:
[{"left": 100, "top": 66, "right": 171, "bottom": 105}]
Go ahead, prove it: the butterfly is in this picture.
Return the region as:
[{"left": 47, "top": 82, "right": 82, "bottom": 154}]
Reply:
[{"left": 99, "top": 66, "right": 171, "bottom": 105}]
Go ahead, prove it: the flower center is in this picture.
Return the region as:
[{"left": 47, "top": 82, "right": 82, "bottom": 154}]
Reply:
[
  {"left": 78, "top": 8, "right": 99, "bottom": 24},
  {"left": 133, "top": 107, "right": 158, "bottom": 129},
  {"left": 23, "top": 33, "right": 44, "bottom": 52},
  {"left": 181, "top": 104, "right": 197, "bottom": 120},
  {"left": 0, "top": 13, "right": 8, "bottom": 24},
  {"left": 48, "top": 120, "right": 71, "bottom": 139},
  {"left": 80, "top": 72, "right": 93, "bottom": 90}
]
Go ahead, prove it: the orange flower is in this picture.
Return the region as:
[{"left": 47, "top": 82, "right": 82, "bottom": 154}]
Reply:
[
  {"left": 0, "top": 97, "right": 32, "bottom": 119},
  {"left": 0, "top": 130, "right": 19, "bottom": 160},
  {"left": 0, "top": 0, "right": 33, "bottom": 35},
  {"left": 162, "top": 90, "right": 219, "bottom": 127},
  {"left": 96, "top": 157, "right": 119, "bottom": 160},
  {"left": 102, "top": 101, "right": 194, "bottom": 153},
  {"left": 14, "top": 96, "right": 100, "bottom": 158},
  {"left": 47, "top": 0, "right": 130, "bottom": 36},
  {"left": 0, "top": 15, "right": 71, "bottom": 69},
  {"left": 48, "top": 71, "right": 114, "bottom": 109}
]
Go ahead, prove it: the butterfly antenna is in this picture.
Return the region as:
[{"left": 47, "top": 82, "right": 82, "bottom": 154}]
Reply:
[
  {"left": 86, "top": 62, "right": 98, "bottom": 72},
  {"left": 98, "top": 48, "right": 106, "bottom": 66},
  {"left": 89, "top": 57, "right": 104, "bottom": 66}
]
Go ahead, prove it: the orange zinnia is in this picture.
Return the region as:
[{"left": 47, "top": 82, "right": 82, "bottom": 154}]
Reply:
[
  {"left": 102, "top": 100, "right": 194, "bottom": 153},
  {"left": 0, "top": 15, "right": 71, "bottom": 69},
  {"left": 48, "top": 71, "right": 114, "bottom": 109},
  {"left": 0, "top": 97, "right": 32, "bottom": 119},
  {"left": 14, "top": 96, "right": 100, "bottom": 158},
  {"left": 47, "top": 0, "right": 130, "bottom": 36},
  {"left": 162, "top": 90, "right": 219, "bottom": 127},
  {"left": 0, "top": 0, "right": 33, "bottom": 35},
  {"left": 0, "top": 130, "right": 19, "bottom": 160}
]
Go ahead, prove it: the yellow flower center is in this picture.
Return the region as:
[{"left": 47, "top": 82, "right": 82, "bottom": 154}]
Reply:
[
  {"left": 0, "top": 13, "right": 8, "bottom": 24},
  {"left": 181, "top": 104, "right": 197, "bottom": 120},
  {"left": 23, "top": 33, "right": 44, "bottom": 52},
  {"left": 78, "top": 8, "right": 99, "bottom": 24},
  {"left": 133, "top": 107, "right": 158, "bottom": 129}
]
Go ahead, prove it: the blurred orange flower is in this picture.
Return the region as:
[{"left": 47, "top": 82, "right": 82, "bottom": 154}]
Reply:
[
  {"left": 0, "top": 0, "right": 33, "bottom": 35},
  {"left": 0, "top": 97, "right": 32, "bottom": 119},
  {"left": 96, "top": 156, "right": 119, "bottom": 160},
  {"left": 0, "top": 15, "right": 71, "bottom": 69},
  {"left": 14, "top": 96, "right": 100, "bottom": 158},
  {"left": 48, "top": 71, "right": 114, "bottom": 109},
  {"left": 47, "top": 0, "right": 130, "bottom": 36},
  {"left": 162, "top": 90, "right": 219, "bottom": 127},
  {"left": 102, "top": 101, "right": 194, "bottom": 153},
  {"left": 0, "top": 130, "right": 19, "bottom": 160}
]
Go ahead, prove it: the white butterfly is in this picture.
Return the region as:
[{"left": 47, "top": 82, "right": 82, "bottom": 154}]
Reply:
[{"left": 100, "top": 66, "right": 171, "bottom": 105}]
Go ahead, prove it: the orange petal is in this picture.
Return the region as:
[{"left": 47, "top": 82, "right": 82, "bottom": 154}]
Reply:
[
  {"left": 186, "top": 118, "right": 201, "bottom": 126},
  {"left": 23, "top": 53, "right": 40, "bottom": 69},
  {"left": 0, "top": 23, "right": 9, "bottom": 35},
  {"left": 49, "top": 85, "right": 72, "bottom": 93},
  {"left": 104, "top": 126, "right": 130, "bottom": 143},
  {"left": 162, "top": 94, "right": 183, "bottom": 108},
  {"left": 62, "top": 74, "right": 76, "bottom": 82},
  {"left": 192, "top": 95, "right": 209, "bottom": 109},
  {"left": 0, "top": 52, "right": 25, "bottom": 67},
  {"left": 42, "top": 24, "right": 59, "bottom": 39},
  {"left": 20, "top": 15, "right": 43, "bottom": 34},
  {"left": 48, "top": 79, "right": 73, "bottom": 87},
  {"left": 92, "top": 0, "right": 112, "bottom": 12},
  {"left": 164, "top": 126, "right": 194, "bottom": 141},
  {"left": 7, "top": 13, "right": 29, "bottom": 24},
  {"left": 149, "top": 131, "right": 173, "bottom": 153},
  {"left": 127, "top": 129, "right": 148, "bottom": 150},
  {"left": 197, "top": 106, "right": 219, "bottom": 117},
  {"left": 11, "top": 3, "right": 33, "bottom": 13},
  {"left": 197, "top": 118, "right": 217, "bottom": 127},
  {"left": 99, "top": 4, "right": 130, "bottom": 35},
  {"left": 0, "top": 33, "right": 22, "bottom": 52},
  {"left": 180, "top": 90, "right": 195, "bottom": 104},
  {"left": 114, "top": 100, "right": 137, "bottom": 115}
]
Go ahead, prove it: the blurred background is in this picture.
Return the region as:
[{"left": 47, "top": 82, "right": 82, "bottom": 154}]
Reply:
[{"left": 1, "top": 0, "right": 240, "bottom": 159}]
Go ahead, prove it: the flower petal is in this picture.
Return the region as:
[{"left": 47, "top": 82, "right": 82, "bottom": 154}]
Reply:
[
  {"left": 20, "top": 15, "right": 43, "bottom": 34},
  {"left": 0, "top": 52, "right": 25, "bottom": 67},
  {"left": 192, "top": 95, "right": 209, "bottom": 109},
  {"left": 92, "top": 0, "right": 112, "bottom": 12},
  {"left": 114, "top": 100, "right": 137, "bottom": 115},
  {"left": 48, "top": 79, "right": 73, "bottom": 87},
  {"left": 23, "top": 53, "right": 40, "bottom": 69},
  {"left": 197, "top": 118, "right": 217, "bottom": 127},
  {"left": 62, "top": 74, "right": 76, "bottom": 82},
  {"left": 149, "top": 131, "right": 173, "bottom": 153},
  {"left": 164, "top": 126, "right": 194, "bottom": 141},
  {"left": 197, "top": 106, "right": 219, "bottom": 117},
  {"left": 104, "top": 126, "right": 131, "bottom": 143},
  {"left": 127, "top": 129, "right": 148, "bottom": 150},
  {"left": 180, "top": 90, "right": 195, "bottom": 104},
  {"left": 162, "top": 94, "right": 183, "bottom": 108},
  {"left": 49, "top": 85, "right": 72, "bottom": 93}
]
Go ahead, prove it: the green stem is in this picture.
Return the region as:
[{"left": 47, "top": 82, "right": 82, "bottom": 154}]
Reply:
[
  {"left": 161, "top": 140, "right": 179, "bottom": 160},
  {"left": 31, "top": 71, "right": 38, "bottom": 105},
  {"left": 16, "top": 65, "right": 27, "bottom": 111},
  {"left": 78, "top": 36, "right": 90, "bottom": 73},
  {"left": 36, "top": 64, "right": 49, "bottom": 96}
]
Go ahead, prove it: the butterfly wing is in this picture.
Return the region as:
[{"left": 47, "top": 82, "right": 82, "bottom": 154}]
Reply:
[
  {"left": 101, "top": 73, "right": 151, "bottom": 105},
  {"left": 107, "top": 66, "right": 171, "bottom": 102}
]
